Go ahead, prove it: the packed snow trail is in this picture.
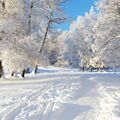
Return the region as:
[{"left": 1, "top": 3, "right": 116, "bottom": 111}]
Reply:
[{"left": 0, "top": 72, "right": 120, "bottom": 120}]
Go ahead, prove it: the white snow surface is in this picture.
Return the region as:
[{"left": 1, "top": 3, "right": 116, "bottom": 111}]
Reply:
[{"left": 0, "top": 69, "right": 120, "bottom": 120}]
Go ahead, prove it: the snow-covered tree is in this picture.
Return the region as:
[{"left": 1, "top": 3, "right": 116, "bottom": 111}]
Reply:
[
  {"left": 0, "top": 0, "right": 67, "bottom": 77},
  {"left": 63, "top": 31, "right": 80, "bottom": 68},
  {"left": 38, "top": 0, "right": 68, "bottom": 53},
  {"left": 67, "top": 12, "right": 96, "bottom": 69},
  {"left": 92, "top": 0, "right": 120, "bottom": 68},
  {"left": 0, "top": 0, "right": 28, "bottom": 76},
  {"left": 54, "top": 31, "right": 69, "bottom": 67},
  {"left": 1, "top": 35, "right": 49, "bottom": 75}
]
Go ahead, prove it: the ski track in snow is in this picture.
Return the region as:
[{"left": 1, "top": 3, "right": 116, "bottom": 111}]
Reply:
[{"left": 0, "top": 72, "right": 120, "bottom": 120}]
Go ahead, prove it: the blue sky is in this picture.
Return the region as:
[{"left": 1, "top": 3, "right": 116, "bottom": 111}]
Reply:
[{"left": 58, "top": 0, "right": 95, "bottom": 31}]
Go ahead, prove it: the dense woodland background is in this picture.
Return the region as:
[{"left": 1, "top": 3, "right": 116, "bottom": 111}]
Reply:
[{"left": 0, "top": 0, "right": 120, "bottom": 76}]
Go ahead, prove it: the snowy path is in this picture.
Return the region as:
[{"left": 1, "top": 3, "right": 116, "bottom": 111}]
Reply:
[{"left": 0, "top": 73, "right": 120, "bottom": 120}]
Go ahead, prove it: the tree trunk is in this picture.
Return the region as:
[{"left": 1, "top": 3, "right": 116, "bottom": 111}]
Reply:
[
  {"left": 28, "top": 2, "right": 34, "bottom": 35},
  {"left": 34, "top": 65, "right": 38, "bottom": 74},
  {"left": 21, "top": 69, "right": 26, "bottom": 78},
  {"left": 90, "top": 67, "right": 92, "bottom": 72},
  {"left": 82, "top": 66, "right": 85, "bottom": 71},
  {"left": 39, "top": 20, "right": 52, "bottom": 53},
  {"left": 0, "top": 1, "right": 5, "bottom": 9},
  {"left": 11, "top": 71, "right": 15, "bottom": 77},
  {"left": 0, "top": 60, "right": 3, "bottom": 78}
]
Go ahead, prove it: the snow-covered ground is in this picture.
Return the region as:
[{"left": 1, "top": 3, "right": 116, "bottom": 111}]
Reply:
[{"left": 0, "top": 69, "right": 120, "bottom": 120}]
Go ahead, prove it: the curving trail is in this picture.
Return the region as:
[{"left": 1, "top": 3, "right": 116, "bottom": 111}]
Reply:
[{"left": 0, "top": 72, "right": 120, "bottom": 120}]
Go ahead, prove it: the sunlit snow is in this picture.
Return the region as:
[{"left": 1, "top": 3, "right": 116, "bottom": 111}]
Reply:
[{"left": 0, "top": 68, "right": 120, "bottom": 120}]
